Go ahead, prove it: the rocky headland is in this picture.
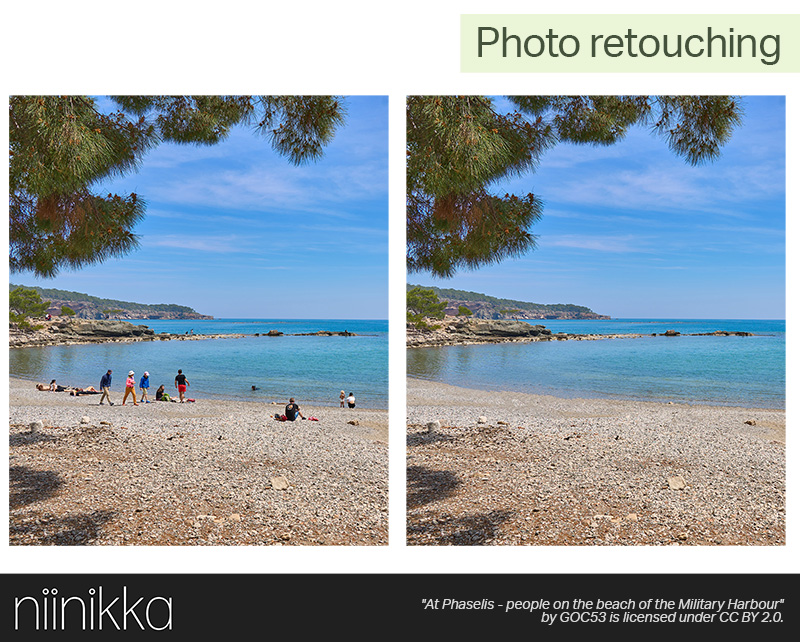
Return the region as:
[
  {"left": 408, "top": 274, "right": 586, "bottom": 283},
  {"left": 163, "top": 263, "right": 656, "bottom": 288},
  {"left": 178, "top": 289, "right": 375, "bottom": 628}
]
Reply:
[
  {"left": 9, "top": 318, "right": 359, "bottom": 348},
  {"left": 406, "top": 318, "right": 640, "bottom": 348},
  {"left": 406, "top": 318, "right": 756, "bottom": 348}
]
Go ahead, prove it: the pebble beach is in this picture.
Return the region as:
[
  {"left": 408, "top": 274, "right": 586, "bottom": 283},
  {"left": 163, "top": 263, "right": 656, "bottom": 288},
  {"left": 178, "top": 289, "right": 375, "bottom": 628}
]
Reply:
[
  {"left": 8, "top": 376, "right": 388, "bottom": 546},
  {"left": 407, "top": 377, "right": 785, "bottom": 546}
]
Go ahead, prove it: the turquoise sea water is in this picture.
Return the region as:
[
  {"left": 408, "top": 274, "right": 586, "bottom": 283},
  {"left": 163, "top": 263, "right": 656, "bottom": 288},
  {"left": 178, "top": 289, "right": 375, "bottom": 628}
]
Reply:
[
  {"left": 9, "top": 319, "right": 388, "bottom": 409},
  {"left": 407, "top": 319, "right": 785, "bottom": 409}
]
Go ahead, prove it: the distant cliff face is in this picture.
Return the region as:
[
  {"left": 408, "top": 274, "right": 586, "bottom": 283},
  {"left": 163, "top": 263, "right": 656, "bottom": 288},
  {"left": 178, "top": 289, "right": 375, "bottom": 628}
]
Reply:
[
  {"left": 43, "top": 298, "right": 212, "bottom": 320},
  {"left": 442, "top": 299, "right": 610, "bottom": 320}
]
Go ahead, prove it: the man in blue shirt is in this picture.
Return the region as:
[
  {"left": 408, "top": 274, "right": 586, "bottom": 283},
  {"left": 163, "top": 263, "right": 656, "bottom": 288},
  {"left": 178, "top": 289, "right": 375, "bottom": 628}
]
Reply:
[
  {"left": 139, "top": 371, "right": 151, "bottom": 403},
  {"left": 99, "top": 369, "right": 114, "bottom": 406}
]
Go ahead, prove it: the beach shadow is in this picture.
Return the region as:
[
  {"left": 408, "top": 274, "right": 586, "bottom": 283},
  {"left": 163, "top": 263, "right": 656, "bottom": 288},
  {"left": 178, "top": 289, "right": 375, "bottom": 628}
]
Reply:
[
  {"left": 9, "top": 465, "right": 64, "bottom": 509},
  {"left": 406, "top": 431, "right": 455, "bottom": 448},
  {"left": 9, "top": 431, "right": 58, "bottom": 448},
  {"left": 407, "top": 509, "right": 514, "bottom": 546},
  {"left": 407, "top": 465, "right": 460, "bottom": 508},
  {"left": 9, "top": 509, "right": 116, "bottom": 546}
]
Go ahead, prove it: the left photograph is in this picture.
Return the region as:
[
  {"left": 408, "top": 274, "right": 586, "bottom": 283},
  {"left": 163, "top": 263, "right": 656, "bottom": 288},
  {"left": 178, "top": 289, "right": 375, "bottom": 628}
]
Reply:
[{"left": 9, "top": 95, "right": 389, "bottom": 545}]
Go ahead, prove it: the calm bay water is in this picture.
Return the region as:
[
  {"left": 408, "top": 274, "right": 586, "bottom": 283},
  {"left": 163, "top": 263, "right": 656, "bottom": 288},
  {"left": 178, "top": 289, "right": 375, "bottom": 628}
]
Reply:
[
  {"left": 407, "top": 319, "right": 785, "bottom": 409},
  {"left": 9, "top": 319, "right": 388, "bottom": 409}
]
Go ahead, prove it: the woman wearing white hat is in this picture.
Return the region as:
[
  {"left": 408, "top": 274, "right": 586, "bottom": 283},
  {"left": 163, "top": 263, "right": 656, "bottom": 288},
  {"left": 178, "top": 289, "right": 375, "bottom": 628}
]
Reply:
[
  {"left": 122, "top": 370, "right": 140, "bottom": 406},
  {"left": 139, "top": 371, "right": 151, "bottom": 403}
]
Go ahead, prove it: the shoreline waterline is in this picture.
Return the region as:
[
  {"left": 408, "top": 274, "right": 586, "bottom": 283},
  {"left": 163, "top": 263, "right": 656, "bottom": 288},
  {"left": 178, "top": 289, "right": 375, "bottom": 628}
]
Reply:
[
  {"left": 9, "top": 376, "right": 388, "bottom": 545},
  {"left": 407, "top": 318, "right": 784, "bottom": 411},
  {"left": 9, "top": 318, "right": 389, "bottom": 410},
  {"left": 406, "top": 376, "right": 786, "bottom": 422}
]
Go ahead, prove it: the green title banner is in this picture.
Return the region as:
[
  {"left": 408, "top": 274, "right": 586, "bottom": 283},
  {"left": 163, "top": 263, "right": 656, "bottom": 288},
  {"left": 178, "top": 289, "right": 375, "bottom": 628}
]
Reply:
[{"left": 461, "top": 14, "right": 799, "bottom": 72}]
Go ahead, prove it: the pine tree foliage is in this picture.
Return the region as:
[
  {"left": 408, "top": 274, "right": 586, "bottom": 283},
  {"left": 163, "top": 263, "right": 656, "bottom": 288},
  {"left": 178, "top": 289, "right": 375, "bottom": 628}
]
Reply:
[
  {"left": 9, "top": 286, "right": 50, "bottom": 325},
  {"left": 10, "top": 96, "right": 346, "bottom": 277},
  {"left": 407, "top": 95, "right": 743, "bottom": 278},
  {"left": 406, "top": 285, "right": 447, "bottom": 327}
]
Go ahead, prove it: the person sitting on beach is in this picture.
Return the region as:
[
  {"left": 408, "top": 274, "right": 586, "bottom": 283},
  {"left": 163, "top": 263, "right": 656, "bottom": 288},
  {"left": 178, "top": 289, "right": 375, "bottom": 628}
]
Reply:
[
  {"left": 122, "top": 371, "right": 139, "bottom": 406},
  {"left": 346, "top": 392, "right": 355, "bottom": 408},
  {"left": 156, "top": 385, "right": 166, "bottom": 401},
  {"left": 339, "top": 390, "right": 346, "bottom": 407},
  {"left": 285, "top": 398, "right": 305, "bottom": 421},
  {"left": 139, "top": 371, "right": 151, "bottom": 403},
  {"left": 175, "top": 369, "right": 189, "bottom": 403},
  {"left": 99, "top": 369, "right": 114, "bottom": 406}
]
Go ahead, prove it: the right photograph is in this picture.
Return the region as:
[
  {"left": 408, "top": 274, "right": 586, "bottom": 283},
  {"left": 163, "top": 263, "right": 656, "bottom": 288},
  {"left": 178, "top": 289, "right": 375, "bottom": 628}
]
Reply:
[{"left": 406, "top": 95, "right": 785, "bottom": 546}]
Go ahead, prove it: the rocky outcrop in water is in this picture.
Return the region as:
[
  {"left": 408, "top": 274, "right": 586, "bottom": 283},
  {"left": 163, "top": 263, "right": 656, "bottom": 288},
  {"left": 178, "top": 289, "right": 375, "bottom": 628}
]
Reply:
[
  {"left": 9, "top": 318, "right": 159, "bottom": 348},
  {"left": 407, "top": 318, "right": 758, "bottom": 348},
  {"left": 407, "top": 318, "right": 555, "bottom": 348}
]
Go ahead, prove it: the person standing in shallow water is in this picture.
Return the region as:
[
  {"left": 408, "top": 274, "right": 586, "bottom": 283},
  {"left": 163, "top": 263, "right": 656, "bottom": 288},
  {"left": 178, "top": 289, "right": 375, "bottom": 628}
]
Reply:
[
  {"left": 175, "top": 369, "right": 189, "bottom": 403},
  {"left": 122, "top": 371, "right": 139, "bottom": 406}
]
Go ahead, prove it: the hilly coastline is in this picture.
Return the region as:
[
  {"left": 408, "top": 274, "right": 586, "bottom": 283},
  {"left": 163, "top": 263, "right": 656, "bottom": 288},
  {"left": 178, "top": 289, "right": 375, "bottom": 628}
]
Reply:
[
  {"left": 10, "top": 284, "right": 212, "bottom": 320},
  {"left": 409, "top": 284, "right": 610, "bottom": 320}
]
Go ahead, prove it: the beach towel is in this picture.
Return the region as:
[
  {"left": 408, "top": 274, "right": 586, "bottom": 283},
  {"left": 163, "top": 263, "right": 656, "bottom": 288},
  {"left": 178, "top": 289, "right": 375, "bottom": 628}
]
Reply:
[{"left": 308, "top": 416, "right": 319, "bottom": 421}]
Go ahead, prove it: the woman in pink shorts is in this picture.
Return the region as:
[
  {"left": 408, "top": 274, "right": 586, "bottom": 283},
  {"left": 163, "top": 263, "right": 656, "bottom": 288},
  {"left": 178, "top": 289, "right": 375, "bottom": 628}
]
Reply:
[{"left": 122, "top": 370, "right": 139, "bottom": 406}]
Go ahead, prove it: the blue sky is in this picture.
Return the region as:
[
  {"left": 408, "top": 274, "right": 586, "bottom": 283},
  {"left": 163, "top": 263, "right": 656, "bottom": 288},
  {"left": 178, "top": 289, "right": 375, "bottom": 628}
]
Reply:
[
  {"left": 412, "top": 95, "right": 785, "bottom": 320},
  {"left": 14, "top": 96, "right": 388, "bottom": 319}
]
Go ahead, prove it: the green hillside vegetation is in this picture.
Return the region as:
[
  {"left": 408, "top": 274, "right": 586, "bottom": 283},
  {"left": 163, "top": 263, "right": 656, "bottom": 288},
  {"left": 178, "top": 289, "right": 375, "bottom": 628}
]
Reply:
[
  {"left": 407, "top": 284, "right": 597, "bottom": 315},
  {"left": 9, "top": 284, "right": 199, "bottom": 315}
]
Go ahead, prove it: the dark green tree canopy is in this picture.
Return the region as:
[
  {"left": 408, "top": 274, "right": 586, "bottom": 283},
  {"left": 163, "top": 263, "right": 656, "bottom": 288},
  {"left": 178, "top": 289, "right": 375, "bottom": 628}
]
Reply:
[
  {"left": 10, "top": 96, "right": 346, "bottom": 277},
  {"left": 406, "top": 285, "right": 447, "bottom": 328},
  {"left": 407, "top": 95, "right": 743, "bottom": 278},
  {"left": 9, "top": 286, "right": 50, "bottom": 324}
]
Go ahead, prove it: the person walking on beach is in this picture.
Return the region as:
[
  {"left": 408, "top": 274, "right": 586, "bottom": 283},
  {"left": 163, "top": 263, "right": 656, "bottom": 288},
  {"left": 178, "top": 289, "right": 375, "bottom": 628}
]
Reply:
[
  {"left": 346, "top": 392, "right": 356, "bottom": 408},
  {"left": 285, "top": 397, "right": 305, "bottom": 421},
  {"left": 99, "top": 369, "right": 114, "bottom": 405},
  {"left": 139, "top": 371, "right": 151, "bottom": 403},
  {"left": 122, "top": 371, "right": 139, "bottom": 406},
  {"left": 175, "top": 369, "right": 189, "bottom": 403},
  {"left": 339, "top": 390, "right": 346, "bottom": 407}
]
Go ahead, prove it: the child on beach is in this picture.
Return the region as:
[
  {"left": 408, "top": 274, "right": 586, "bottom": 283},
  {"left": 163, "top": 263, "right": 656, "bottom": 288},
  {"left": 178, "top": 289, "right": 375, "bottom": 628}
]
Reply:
[
  {"left": 340, "top": 390, "right": 346, "bottom": 407},
  {"left": 139, "top": 371, "right": 151, "bottom": 403},
  {"left": 122, "top": 371, "right": 139, "bottom": 406}
]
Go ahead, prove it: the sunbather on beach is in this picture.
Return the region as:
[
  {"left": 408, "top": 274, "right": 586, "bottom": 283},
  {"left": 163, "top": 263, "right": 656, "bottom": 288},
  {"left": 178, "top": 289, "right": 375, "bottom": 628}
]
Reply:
[{"left": 70, "top": 386, "right": 100, "bottom": 396}]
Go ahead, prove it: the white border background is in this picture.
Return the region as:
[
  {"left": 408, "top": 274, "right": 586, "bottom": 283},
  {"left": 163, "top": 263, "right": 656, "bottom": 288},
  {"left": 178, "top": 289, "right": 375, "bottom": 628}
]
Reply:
[{"left": 1, "top": 0, "right": 795, "bottom": 578}]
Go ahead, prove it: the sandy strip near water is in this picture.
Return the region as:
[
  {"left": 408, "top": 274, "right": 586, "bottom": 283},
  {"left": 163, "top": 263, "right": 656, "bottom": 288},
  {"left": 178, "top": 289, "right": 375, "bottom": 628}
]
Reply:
[
  {"left": 8, "top": 376, "right": 387, "bottom": 545},
  {"left": 406, "top": 377, "right": 784, "bottom": 546}
]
